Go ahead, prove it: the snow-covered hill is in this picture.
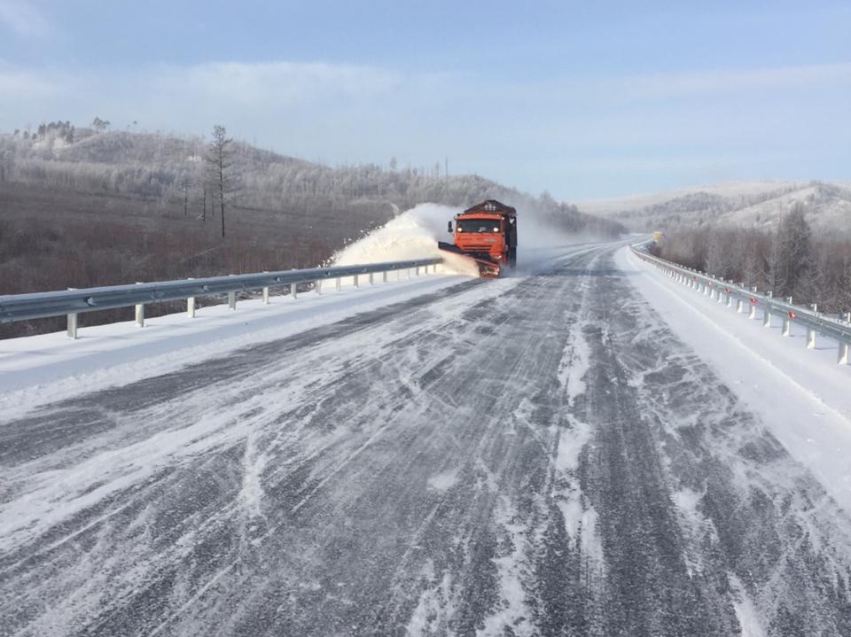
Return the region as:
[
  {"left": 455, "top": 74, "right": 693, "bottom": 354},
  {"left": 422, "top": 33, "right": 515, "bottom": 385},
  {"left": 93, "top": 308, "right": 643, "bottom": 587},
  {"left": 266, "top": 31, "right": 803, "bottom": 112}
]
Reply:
[{"left": 580, "top": 180, "right": 851, "bottom": 235}]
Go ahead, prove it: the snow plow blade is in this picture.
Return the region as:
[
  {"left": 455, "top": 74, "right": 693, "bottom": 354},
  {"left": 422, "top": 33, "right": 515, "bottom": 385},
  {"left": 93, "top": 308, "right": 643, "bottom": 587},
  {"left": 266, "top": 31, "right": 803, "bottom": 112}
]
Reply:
[{"left": 438, "top": 242, "right": 501, "bottom": 278}]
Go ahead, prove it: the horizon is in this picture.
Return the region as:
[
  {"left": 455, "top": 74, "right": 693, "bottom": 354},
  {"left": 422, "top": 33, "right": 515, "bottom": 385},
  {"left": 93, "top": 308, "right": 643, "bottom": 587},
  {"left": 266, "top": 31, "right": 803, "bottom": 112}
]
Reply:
[{"left": 1, "top": 0, "right": 849, "bottom": 200}]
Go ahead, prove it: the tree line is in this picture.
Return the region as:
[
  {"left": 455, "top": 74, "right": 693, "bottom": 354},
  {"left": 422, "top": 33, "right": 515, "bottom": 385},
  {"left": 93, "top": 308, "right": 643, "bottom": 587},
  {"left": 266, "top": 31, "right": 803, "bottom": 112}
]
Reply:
[{"left": 652, "top": 204, "right": 851, "bottom": 314}]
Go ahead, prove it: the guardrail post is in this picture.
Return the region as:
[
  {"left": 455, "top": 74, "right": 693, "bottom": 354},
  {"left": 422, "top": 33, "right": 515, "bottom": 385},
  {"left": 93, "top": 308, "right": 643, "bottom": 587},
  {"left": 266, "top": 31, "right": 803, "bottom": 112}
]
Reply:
[
  {"left": 383, "top": 271, "right": 388, "bottom": 283},
  {"left": 65, "top": 287, "right": 79, "bottom": 339},
  {"left": 839, "top": 343, "right": 849, "bottom": 365},
  {"left": 186, "top": 278, "right": 196, "bottom": 318},
  {"left": 736, "top": 299, "right": 744, "bottom": 313},
  {"left": 726, "top": 293, "right": 732, "bottom": 307},
  {"left": 354, "top": 274, "right": 359, "bottom": 288},
  {"left": 807, "top": 328, "right": 816, "bottom": 349},
  {"left": 135, "top": 282, "right": 145, "bottom": 327},
  {"left": 843, "top": 312, "right": 850, "bottom": 323},
  {"left": 782, "top": 314, "right": 791, "bottom": 336},
  {"left": 67, "top": 312, "right": 78, "bottom": 339},
  {"left": 292, "top": 283, "right": 298, "bottom": 300},
  {"left": 227, "top": 274, "right": 237, "bottom": 310},
  {"left": 748, "top": 302, "right": 756, "bottom": 320},
  {"left": 315, "top": 280, "right": 322, "bottom": 295},
  {"left": 262, "top": 272, "right": 269, "bottom": 304},
  {"left": 763, "top": 308, "right": 770, "bottom": 327},
  {"left": 336, "top": 277, "right": 341, "bottom": 292},
  {"left": 369, "top": 272, "right": 374, "bottom": 285}
]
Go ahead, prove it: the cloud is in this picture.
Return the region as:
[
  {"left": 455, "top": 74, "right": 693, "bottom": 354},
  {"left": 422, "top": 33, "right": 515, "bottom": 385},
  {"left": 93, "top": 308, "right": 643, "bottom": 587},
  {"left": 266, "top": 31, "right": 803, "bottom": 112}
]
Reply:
[
  {"left": 505, "top": 62, "right": 851, "bottom": 108},
  {"left": 616, "top": 62, "right": 851, "bottom": 99},
  {"left": 149, "top": 61, "right": 403, "bottom": 108},
  {"left": 0, "top": 67, "right": 59, "bottom": 98},
  {"left": 0, "top": 0, "right": 51, "bottom": 38}
]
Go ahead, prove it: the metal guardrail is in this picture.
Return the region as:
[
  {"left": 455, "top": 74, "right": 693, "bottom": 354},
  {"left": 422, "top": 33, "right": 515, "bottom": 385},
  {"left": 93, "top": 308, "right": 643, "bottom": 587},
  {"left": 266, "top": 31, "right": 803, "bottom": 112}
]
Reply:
[
  {"left": 0, "top": 258, "right": 443, "bottom": 339},
  {"left": 631, "top": 243, "right": 851, "bottom": 365}
]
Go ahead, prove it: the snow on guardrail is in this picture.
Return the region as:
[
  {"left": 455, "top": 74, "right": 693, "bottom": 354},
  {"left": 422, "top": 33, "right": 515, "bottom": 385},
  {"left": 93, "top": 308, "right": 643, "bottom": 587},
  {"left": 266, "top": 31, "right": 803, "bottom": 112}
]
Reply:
[{"left": 0, "top": 258, "right": 442, "bottom": 339}]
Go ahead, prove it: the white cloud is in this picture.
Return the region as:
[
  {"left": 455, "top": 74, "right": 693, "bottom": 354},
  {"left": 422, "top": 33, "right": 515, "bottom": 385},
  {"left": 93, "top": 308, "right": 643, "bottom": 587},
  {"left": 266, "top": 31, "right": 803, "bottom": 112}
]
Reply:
[
  {"left": 149, "top": 61, "right": 402, "bottom": 108},
  {"left": 617, "top": 62, "right": 851, "bottom": 99},
  {"left": 0, "top": 0, "right": 51, "bottom": 38},
  {"left": 0, "top": 68, "right": 58, "bottom": 98}
]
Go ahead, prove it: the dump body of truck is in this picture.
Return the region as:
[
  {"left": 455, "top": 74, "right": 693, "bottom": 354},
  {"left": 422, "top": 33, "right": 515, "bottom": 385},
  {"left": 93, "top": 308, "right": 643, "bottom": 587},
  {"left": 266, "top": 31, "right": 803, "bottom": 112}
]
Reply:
[{"left": 438, "top": 200, "right": 517, "bottom": 277}]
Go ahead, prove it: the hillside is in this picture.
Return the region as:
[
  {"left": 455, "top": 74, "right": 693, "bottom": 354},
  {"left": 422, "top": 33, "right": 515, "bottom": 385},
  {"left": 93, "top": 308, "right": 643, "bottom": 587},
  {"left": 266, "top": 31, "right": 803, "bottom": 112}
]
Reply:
[
  {"left": 578, "top": 180, "right": 851, "bottom": 236},
  {"left": 0, "top": 126, "right": 624, "bottom": 239}
]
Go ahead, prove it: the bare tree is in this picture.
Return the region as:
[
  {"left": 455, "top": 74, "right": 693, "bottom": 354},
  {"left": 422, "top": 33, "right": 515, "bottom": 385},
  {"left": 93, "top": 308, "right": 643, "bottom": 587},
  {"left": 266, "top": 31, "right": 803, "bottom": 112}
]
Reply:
[
  {"left": 179, "top": 171, "right": 192, "bottom": 217},
  {"left": 205, "top": 125, "right": 238, "bottom": 238}
]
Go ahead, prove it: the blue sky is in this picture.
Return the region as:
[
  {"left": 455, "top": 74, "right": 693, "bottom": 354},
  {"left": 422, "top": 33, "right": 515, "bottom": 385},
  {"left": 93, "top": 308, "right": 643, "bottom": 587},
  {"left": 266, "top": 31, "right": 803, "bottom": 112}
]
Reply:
[{"left": 0, "top": 0, "right": 849, "bottom": 200}]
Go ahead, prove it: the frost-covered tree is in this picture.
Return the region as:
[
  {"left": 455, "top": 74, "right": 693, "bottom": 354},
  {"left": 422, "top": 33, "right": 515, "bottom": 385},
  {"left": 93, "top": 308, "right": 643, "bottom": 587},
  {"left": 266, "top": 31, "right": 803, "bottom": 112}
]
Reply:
[
  {"left": 206, "top": 125, "right": 238, "bottom": 238},
  {"left": 770, "top": 203, "right": 814, "bottom": 299},
  {"left": 91, "top": 117, "right": 111, "bottom": 133}
]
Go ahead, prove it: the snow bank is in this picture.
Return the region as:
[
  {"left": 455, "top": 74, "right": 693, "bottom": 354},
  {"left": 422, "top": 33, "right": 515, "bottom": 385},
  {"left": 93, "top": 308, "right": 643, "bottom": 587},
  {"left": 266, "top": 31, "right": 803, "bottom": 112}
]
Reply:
[
  {"left": 620, "top": 246, "right": 851, "bottom": 513},
  {"left": 0, "top": 275, "right": 461, "bottom": 415}
]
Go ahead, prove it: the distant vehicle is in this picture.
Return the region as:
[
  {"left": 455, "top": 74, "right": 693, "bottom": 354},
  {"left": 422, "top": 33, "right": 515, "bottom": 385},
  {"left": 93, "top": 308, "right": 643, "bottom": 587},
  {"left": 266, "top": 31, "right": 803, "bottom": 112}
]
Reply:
[
  {"left": 438, "top": 200, "right": 517, "bottom": 277},
  {"left": 653, "top": 231, "right": 664, "bottom": 242}
]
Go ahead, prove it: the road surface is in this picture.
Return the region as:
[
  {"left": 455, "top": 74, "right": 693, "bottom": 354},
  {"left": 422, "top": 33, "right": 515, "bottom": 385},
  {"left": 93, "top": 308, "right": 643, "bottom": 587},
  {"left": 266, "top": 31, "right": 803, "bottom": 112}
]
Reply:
[{"left": 2, "top": 242, "right": 851, "bottom": 636}]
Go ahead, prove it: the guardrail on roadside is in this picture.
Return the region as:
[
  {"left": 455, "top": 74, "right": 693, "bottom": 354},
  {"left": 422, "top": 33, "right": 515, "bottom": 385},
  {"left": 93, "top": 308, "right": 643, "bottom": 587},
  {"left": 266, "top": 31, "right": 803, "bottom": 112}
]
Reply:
[
  {"left": 631, "top": 243, "right": 851, "bottom": 365},
  {"left": 0, "top": 258, "right": 443, "bottom": 339}
]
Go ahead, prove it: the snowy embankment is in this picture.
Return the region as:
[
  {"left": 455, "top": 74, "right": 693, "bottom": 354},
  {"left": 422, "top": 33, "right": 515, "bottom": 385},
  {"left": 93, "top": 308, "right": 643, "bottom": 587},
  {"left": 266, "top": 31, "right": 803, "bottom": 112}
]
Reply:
[{"left": 620, "top": 246, "right": 851, "bottom": 511}]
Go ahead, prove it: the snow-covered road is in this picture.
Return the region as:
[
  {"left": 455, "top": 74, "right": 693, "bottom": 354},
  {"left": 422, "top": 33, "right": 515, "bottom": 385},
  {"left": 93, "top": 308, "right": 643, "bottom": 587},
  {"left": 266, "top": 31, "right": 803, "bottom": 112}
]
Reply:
[{"left": 2, "top": 241, "right": 851, "bottom": 636}]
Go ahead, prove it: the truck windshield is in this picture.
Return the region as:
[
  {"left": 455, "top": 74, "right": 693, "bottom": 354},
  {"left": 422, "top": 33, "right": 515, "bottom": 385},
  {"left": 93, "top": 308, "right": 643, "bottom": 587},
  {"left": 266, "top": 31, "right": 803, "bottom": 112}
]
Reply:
[{"left": 457, "top": 219, "right": 501, "bottom": 233}]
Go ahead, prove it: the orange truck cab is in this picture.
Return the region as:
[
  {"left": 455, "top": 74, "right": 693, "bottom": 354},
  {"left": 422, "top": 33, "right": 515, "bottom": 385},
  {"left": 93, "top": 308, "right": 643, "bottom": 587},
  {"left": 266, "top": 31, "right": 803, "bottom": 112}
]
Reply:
[{"left": 438, "top": 200, "right": 517, "bottom": 277}]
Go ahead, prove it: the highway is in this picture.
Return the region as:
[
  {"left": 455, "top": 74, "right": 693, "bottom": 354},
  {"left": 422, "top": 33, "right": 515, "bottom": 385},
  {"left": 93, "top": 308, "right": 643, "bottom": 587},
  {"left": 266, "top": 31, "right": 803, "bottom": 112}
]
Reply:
[{"left": 2, "top": 242, "right": 851, "bottom": 636}]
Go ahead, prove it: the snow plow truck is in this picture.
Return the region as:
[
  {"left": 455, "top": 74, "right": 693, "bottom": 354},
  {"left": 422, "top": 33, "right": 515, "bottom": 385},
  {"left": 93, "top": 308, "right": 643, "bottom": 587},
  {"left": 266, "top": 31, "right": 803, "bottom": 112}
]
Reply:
[{"left": 438, "top": 200, "right": 517, "bottom": 277}]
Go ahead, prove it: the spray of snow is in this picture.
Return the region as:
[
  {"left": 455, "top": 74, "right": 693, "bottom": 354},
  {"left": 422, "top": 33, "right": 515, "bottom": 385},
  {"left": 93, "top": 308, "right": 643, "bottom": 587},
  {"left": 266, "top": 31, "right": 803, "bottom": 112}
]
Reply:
[
  {"left": 332, "top": 203, "right": 479, "bottom": 275},
  {"left": 332, "top": 201, "right": 598, "bottom": 277}
]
